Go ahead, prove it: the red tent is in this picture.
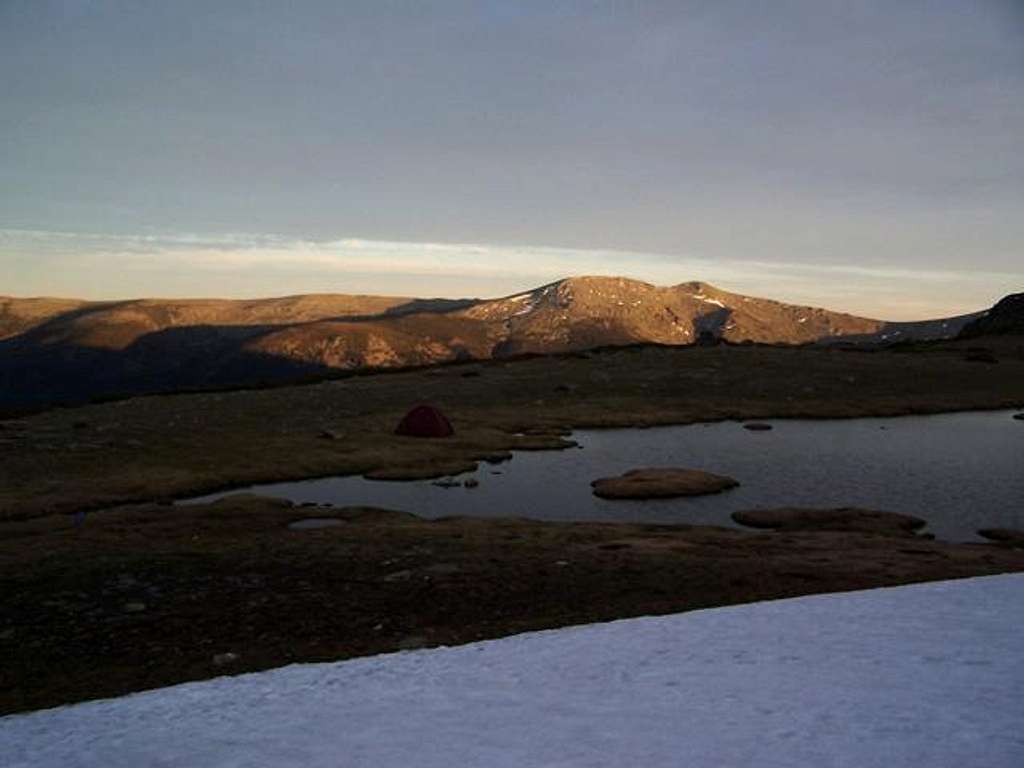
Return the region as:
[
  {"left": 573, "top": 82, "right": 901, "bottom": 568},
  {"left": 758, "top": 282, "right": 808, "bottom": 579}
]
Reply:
[{"left": 394, "top": 404, "right": 454, "bottom": 438}]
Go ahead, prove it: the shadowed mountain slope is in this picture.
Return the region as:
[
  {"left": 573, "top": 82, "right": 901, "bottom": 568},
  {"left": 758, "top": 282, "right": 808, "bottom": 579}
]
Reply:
[{"left": 959, "top": 293, "right": 1024, "bottom": 337}]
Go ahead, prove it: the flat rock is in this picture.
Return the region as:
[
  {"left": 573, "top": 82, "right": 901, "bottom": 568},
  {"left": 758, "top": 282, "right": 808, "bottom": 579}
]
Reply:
[
  {"left": 592, "top": 468, "right": 739, "bottom": 499},
  {"left": 732, "top": 507, "right": 926, "bottom": 536},
  {"left": 742, "top": 422, "right": 773, "bottom": 431},
  {"left": 1012, "top": 413, "right": 1024, "bottom": 421},
  {"left": 977, "top": 528, "right": 1024, "bottom": 546},
  {"left": 365, "top": 459, "right": 478, "bottom": 481},
  {"left": 332, "top": 506, "right": 417, "bottom": 525}
]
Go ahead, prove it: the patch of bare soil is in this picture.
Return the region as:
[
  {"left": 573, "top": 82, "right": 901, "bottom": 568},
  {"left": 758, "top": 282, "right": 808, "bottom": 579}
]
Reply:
[{"left": 2, "top": 495, "right": 1022, "bottom": 716}]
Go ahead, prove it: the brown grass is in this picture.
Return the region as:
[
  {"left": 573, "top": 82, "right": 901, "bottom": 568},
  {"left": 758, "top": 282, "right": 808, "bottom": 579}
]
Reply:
[
  {"left": 1, "top": 341, "right": 1022, "bottom": 520},
  {"left": 2, "top": 494, "right": 1022, "bottom": 715}
]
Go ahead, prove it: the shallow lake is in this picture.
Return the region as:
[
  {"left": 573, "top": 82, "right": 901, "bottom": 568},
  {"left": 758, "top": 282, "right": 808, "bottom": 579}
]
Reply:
[{"left": 184, "top": 410, "right": 1024, "bottom": 541}]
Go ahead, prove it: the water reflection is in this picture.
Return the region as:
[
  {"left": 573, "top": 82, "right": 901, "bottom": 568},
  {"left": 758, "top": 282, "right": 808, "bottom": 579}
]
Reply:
[{"left": 185, "top": 410, "right": 1024, "bottom": 541}]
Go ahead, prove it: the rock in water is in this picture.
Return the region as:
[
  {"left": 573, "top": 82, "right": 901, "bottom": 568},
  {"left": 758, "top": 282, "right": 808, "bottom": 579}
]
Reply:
[
  {"left": 743, "top": 422, "right": 773, "bottom": 431},
  {"left": 591, "top": 468, "right": 739, "bottom": 499},
  {"left": 732, "top": 507, "right": 926, "bottom": 536}
]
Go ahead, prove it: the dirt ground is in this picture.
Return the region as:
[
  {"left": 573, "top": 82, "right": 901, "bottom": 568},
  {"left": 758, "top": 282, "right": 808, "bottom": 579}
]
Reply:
[{"left": 2, "top": 494, "right": 1023, "bottom": 716}]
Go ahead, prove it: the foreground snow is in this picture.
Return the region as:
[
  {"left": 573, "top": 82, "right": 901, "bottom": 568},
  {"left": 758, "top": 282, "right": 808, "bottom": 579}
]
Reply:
[{"left": 4, "top": 576, "right": 1023, "bottom": 767}]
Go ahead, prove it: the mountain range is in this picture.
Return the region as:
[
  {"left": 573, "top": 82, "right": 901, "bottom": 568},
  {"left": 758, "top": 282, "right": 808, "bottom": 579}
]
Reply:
[{"left": 0, "top": 276, "right": 997, "bottom": 409}]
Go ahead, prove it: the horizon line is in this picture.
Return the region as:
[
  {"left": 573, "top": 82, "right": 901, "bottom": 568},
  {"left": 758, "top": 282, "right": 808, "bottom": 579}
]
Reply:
[{"left": 2, "top": 227, "right": 1020, "bottom": 322}]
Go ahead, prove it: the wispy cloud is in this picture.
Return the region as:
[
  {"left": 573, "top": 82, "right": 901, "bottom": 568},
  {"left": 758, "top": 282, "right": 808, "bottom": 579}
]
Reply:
[{"left": 1, "top": 228, "right": 1018, "bottom": 320}]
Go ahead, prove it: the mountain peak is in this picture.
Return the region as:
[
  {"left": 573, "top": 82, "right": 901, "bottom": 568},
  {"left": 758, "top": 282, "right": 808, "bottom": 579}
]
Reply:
[
  {"left": 557, "top": 275, "right": 655, "bottom": 289},
  {"left": 675, "top": 280, "right": 720, "bottom": 293}
]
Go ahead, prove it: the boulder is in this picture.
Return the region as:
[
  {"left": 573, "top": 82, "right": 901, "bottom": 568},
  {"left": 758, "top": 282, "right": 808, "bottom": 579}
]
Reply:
[{"left": 591, "top": 468, "right": 739, "bottom": 499}]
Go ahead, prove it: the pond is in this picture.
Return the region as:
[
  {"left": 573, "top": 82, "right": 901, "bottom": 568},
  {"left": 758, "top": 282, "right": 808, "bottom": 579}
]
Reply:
[{"left": 183, "top": 410, "right": 1024, "bottom": 541}]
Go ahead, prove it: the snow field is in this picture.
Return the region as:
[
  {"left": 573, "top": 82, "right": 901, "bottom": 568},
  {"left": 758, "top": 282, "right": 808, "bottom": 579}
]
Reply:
[{"left": 3, "top": 574, "right": 1022, "bottom": 767}]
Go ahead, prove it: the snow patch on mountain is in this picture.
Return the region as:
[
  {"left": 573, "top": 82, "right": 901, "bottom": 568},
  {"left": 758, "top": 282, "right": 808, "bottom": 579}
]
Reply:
[{"left": 692, "top": 293, "right": 726, "bottom": 308}]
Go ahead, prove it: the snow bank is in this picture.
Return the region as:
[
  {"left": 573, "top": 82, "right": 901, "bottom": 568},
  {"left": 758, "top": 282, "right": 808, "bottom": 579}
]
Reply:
[{"left": 4, "top": 575, "right": 1023, "bottom": 767}]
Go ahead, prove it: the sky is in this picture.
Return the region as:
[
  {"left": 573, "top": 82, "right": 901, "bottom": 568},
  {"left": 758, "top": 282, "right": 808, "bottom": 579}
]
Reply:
[{"left": 1, "top": 1, "right": 1022, "bottom": 319}]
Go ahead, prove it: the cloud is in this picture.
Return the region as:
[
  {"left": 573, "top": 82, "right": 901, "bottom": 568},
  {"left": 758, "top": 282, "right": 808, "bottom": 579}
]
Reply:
[
  {"left": 3, "top": 228, "right": 680, "bottom": 281},
  {"left": 1, "top": 228, "right": 1019, "bottom": 320}
]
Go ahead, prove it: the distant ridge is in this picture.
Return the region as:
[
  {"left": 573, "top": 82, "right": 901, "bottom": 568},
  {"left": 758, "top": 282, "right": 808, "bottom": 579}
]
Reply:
[
  {"left": 959, "top": 293, "right": 1024, "bottom": 337},
  {"left": 0, "top": 276, "right": 989, "bottom": 408}
]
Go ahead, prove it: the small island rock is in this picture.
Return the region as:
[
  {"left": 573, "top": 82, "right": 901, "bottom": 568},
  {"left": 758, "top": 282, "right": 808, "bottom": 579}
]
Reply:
[{"left": 591, "top": 468, "right": 739, "bottom": 499}]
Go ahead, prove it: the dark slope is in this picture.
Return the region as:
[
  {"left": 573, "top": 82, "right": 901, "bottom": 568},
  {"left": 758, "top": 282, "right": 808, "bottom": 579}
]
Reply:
[{"left": 959, "top": 293, "right": 1024, "bottom": 337}]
